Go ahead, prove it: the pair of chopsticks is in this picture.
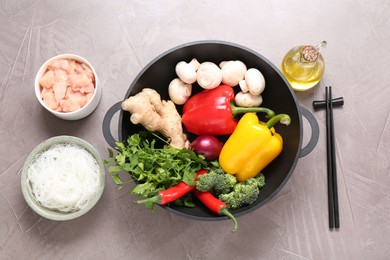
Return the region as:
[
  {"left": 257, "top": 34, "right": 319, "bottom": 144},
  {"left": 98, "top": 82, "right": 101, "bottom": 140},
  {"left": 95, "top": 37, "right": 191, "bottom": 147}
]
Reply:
[
  {"left": 313, "top": 86, "right": 343, "bottom": 229},
  {"left": 325, "top": 86, "right": 339, "bottom": 229}
]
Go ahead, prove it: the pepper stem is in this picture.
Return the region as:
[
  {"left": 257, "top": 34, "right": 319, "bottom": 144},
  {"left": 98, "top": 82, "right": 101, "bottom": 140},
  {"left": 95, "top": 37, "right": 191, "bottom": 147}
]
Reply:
[
  {"left": 136, "top": 195, "right": 161, "bottom": 205},
  {"left": 265, "top": 114, "right": 291, "bottom": 129},
  {"left": 220, "top": 207, "right": 238, "bottom": 232},
  {"left": 230, "top": 102, "right": 275, "bottom": 119}
]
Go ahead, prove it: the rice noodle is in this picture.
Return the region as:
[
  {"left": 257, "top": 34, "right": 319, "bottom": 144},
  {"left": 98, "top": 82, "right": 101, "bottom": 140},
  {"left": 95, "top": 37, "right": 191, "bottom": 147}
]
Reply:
[{"left": 27, "top": 143, "right": 100, "bottom": 212}]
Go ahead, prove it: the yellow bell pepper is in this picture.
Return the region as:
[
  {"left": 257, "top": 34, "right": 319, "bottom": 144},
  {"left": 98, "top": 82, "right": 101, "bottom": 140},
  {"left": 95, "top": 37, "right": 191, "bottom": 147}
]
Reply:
[{"left": 219, "top": 112, "right": 291, "bottom": 182}]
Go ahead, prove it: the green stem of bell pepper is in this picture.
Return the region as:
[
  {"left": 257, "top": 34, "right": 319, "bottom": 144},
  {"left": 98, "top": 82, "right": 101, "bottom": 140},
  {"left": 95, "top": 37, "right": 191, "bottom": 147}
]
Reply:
[
  {"left": 265, "top": 114, "right": 291, "bottom": 129},
  {"left": 230, "top": 102, "right": 275, "bottom": 118}
]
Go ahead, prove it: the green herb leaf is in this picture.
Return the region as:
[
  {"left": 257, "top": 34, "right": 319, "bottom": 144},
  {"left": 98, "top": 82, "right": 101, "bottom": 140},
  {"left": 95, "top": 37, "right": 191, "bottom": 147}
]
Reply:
[
  {"left": 108, "top": 165, "right": 124, "bottom": 174},
  {"left": 182, "top": 170, "right": 197, "bottom": 186},
  {"left": 107, "top": 148, "right": 114, "bottom": 158},
  {"left": 111, "top": 174, "right": 124, "bottom": 185},
  {"left": 105, "top": 132, "right": 208, "bottom": 207}
]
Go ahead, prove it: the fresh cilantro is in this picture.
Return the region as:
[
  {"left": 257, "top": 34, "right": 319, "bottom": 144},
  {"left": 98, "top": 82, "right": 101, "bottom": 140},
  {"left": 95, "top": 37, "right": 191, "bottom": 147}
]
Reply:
[{"left": 104, "top": 132, "right": 209, "bottom": 200}]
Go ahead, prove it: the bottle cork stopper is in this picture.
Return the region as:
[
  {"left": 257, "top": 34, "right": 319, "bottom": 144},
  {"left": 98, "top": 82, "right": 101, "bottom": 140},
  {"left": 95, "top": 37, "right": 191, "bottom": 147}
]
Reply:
[{"left": 301, "top": 46, "right": 319, "bottom": 62}]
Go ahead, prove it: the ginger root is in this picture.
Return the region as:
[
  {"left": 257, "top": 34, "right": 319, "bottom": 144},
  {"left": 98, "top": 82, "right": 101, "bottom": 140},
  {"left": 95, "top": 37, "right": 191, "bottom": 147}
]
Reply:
[{"left": 121, "top": 88, "right": 189, "bottom": 149}]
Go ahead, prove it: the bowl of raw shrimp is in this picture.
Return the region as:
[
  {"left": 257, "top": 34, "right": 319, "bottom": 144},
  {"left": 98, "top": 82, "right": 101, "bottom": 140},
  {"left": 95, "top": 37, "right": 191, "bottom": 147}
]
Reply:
[{"left": 35, "top": 54, "right": 101, "bottom": 120}]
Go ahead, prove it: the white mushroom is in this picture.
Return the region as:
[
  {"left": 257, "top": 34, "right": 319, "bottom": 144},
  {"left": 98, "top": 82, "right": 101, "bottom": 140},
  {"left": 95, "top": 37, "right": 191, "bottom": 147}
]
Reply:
[
  {"left": 196, "top": 62, "right": 222, "bottom": 89},
  {"left": 219, "top": 61, "right": 230, "bottom": 67},
  {"left": 239, "top": 79, "right": 249, "bottom": 93},
  {"left": 175, "top": 58, "right": 200, "bottom": 84},
  {"left": 219, "top": 60, "right": 247, "bottom": 86},
  {"left": 168, "top": 78, "right": 192, "bottom": 105},
  {"left": 234, "top": 91, "right": 263, "bottom": 107},
  {"left": 244, "top": 68, "right": 266, "bottom": 95}
]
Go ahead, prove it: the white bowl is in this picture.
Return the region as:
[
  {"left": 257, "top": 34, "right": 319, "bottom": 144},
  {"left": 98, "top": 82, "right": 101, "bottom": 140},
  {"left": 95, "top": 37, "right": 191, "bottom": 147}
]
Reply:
[
  {"left": 21, "top": 136, "right": 105, "bottom": 221},
  {"left": 35, "top": 54, "right": 101, "bottom": 120}
]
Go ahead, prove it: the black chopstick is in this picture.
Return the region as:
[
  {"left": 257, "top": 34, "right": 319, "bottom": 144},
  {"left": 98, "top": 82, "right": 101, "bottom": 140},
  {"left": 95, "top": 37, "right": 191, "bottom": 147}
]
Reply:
[
  {"left": 326, "top": 86, "right": 339, "bottom": 229},
  {"left": 325, "top": 87, "right": 334, "bottom": 228},
  {"left": 329, "top": 87, "right": 340, "bottom": 228}
]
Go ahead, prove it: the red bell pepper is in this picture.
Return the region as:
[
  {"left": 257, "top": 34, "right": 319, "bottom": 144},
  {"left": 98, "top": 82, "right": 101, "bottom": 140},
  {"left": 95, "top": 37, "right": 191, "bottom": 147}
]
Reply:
[{"left": 182, "top": 84, "right": 275, "bottom": 135}]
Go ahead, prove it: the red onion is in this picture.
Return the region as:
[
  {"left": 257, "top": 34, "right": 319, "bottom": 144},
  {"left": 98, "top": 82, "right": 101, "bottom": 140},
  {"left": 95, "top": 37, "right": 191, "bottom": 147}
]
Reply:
[{"left": 189, "top": 135, "right": 223, "bottom": 160}]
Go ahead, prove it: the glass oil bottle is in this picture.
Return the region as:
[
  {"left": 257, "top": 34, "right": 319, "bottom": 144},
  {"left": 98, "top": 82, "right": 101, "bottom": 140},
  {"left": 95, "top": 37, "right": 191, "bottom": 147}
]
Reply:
[{"left": 281, "top": 41, "right": 327, "bottom": 91}]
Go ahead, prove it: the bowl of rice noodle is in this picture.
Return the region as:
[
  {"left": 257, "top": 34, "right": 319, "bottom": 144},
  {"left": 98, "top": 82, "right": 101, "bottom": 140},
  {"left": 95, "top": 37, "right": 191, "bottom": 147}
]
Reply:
[{"left": 21, "top": 135, "right": 105, "bottom": 221}]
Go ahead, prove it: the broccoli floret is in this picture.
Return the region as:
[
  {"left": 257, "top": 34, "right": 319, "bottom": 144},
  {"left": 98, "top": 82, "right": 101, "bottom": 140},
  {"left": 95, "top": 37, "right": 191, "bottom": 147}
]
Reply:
[
  {"left": 196, "top": 168, "right": 237, "bottom": 196},
  {"left": 219, "top": 174, "right": 265, "bottom": 209},
  {"left": 245, "top": 174, "right": 265, "bottom": 189}
]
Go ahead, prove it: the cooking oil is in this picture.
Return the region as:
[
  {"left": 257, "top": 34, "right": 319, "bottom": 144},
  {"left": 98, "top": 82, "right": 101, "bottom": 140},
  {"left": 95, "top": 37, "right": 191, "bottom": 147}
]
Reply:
[{"left": 281, "top": 41, "right": 327, "bottom": 91}]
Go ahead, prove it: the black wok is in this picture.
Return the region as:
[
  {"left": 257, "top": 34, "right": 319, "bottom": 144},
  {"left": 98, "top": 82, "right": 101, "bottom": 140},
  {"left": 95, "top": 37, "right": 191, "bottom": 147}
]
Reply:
[{"left": 103, "top": 40, "right": 319, "bottom": 220}]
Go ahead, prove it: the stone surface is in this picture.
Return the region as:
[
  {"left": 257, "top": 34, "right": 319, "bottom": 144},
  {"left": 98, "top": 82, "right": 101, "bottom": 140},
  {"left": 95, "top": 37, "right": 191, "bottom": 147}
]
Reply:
[{"left": 1, "top": 1, "right": 389, "bottom": 259}]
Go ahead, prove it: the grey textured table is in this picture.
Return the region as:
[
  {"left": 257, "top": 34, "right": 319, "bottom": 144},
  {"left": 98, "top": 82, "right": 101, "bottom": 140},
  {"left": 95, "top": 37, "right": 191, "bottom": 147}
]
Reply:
[{"left": 1, "top": 1, "right": 389, "bottom": 259}]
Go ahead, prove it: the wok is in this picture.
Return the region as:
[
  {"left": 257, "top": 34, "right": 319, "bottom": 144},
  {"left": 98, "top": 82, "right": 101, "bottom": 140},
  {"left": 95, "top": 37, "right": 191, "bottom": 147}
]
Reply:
[{"left": 103, "top": 40, "right": 319, "bottom": 220}]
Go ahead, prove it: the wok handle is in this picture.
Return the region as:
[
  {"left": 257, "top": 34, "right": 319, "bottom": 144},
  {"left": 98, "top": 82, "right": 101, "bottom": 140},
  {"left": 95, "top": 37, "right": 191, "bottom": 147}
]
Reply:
[
  {"left": 299, "top": 106, "right": 320, "bottom": 157},
  {"left": 102, "top": 101, "right": 122, "bottom": 149}
]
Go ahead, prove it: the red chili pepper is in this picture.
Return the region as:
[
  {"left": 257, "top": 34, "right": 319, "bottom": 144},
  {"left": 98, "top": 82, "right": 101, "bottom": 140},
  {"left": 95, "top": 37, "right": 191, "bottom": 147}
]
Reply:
[
  {"left": 136, "top": 169, "right": 207, "bottom": 206},
  {"left": 182, "top": 84, "right": 275, "bottom": 136},
  {"left": 192, "top": 189, "right": 238, "bottom": 232}
]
